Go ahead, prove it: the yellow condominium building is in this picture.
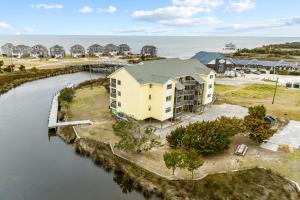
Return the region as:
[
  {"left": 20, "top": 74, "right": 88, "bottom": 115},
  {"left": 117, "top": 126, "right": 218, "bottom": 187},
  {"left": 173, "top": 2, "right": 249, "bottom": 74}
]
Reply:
[{"left": 108, "top": 58, "right": 216, "bottom": 122}]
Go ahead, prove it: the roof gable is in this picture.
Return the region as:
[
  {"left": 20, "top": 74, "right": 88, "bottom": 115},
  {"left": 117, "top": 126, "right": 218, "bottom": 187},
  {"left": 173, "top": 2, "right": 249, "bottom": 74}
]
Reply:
[{"left": 123, "top": 58, "right": 211, "bottom": 85}]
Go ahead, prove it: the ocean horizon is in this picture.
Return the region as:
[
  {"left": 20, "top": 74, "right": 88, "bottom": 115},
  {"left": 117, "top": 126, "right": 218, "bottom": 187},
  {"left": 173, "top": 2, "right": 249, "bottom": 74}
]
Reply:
[{"left": 1, "top": 35, "right": 300, "bottom": 58}]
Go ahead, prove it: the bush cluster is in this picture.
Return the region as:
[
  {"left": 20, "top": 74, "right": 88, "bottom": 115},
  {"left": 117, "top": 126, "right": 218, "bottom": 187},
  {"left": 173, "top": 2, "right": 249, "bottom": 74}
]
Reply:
[
  {"left": 166, "top": 105, "right": 276, "bottom": 155},
  {"left": 167, "top": 117, "right": 243, "bottom": 155}
]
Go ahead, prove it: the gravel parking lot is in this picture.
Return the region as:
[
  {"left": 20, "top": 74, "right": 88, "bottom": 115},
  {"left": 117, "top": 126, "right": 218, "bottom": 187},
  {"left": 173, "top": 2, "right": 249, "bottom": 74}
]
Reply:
[
  {"left": 261, "top": 120, "right": 300, "bottom": 151},
  {"left": 155, "top": 104, "right": 248, "bottom": 138},
  {"left": 216, "top": 74, "right": 300, "bottom": 86}
]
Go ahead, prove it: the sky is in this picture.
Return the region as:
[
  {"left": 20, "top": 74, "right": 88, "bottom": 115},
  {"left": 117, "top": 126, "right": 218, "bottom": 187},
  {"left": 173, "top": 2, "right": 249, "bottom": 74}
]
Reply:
[{"left": 0, "top": 0, "right": 300, "bottom": 36}]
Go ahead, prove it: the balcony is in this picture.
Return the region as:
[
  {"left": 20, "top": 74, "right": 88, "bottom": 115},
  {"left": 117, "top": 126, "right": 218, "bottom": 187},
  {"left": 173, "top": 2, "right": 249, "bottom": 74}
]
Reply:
[
  {"left": 110, "top": 102, "right": 116, "bottom": 109},
  {"left": 174, "top": 112, "right": 183, "bottom": 118},
  {"left": 195, "top": 85, "right": 203, "bottom": 90},
  {"left": 183, "top": 90, "right": 195, "bottom": 95},
  {"left": 111, "top": 82, "right": 116, "bottom": 88},
  {"left": 110, "top": 93, "right": 116, "bottom": 98},
  {"left": 182, "top": 80, "right": 196, "bottom": 86},
  {"left": 175, "top": 101, "right": 184, "bottom": 107},
  {"left": 184, "top": 100, "right": 194, "bottom": 105}
]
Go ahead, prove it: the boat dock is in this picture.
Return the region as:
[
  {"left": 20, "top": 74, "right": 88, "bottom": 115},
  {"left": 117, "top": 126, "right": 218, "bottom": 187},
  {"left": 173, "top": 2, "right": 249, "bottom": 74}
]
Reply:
[{"left": 48, "top": 87, "right": 92, "bottom": 130}]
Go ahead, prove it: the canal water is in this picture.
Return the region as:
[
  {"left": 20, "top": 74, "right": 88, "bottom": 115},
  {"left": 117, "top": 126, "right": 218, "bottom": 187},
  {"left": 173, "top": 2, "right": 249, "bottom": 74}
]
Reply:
[{"left": 0, "top": 72, "right": 147, "bottom": 200}]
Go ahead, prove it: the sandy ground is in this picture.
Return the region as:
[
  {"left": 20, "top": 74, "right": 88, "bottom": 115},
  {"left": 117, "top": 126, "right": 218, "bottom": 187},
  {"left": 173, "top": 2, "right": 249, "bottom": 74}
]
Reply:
[
  {"left": 68, "top": 86, "right": 300, "bottom": 183},
  {"left": 216, "top": 73, "right": 300, "bottom": 86}
]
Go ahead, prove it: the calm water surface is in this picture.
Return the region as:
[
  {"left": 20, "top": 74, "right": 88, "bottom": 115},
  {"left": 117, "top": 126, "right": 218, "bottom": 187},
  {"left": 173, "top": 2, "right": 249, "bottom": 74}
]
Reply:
[
  {"left": 0, "top": 72, "right": 147, "bottom": 200},
  {"left": 1, "top": 35, "right": 300, "bottom": 58}
]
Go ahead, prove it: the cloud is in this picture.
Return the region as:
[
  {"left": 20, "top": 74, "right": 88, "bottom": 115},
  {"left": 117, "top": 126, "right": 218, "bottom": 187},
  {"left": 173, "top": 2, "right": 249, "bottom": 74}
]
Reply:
[
  {"left": 133, "top": 6, "right": 204, "bottom": 21},
  {"left": 172, "top": 0, "right": 224, "bottom": 11},
  {"left": 113, "top": 27, "right": 173, "bottom": 34},
  {"left": 132, "top": 0, "right": 223, "bottom": 27},
  {"left": 30, "top": 4, "right": 63, "bottom": 10},
  {"left": 98, "top": 6, "right": 117, "bottom": 13},
  {"left": 227, "top": 0, "right": 255, "bottom": 13},
  {"left": 214, "top": 16, "right": 300, "bottom": 33},
  {"left": 0, "top": 22, "right": 14, "bottom": 31},
  {"left": 23, "top": 27, "right": 33, "bottom": 33},
  {"left": 159, "top": 17, "right": 221, "bottom": 26},
  {"left": 79, "top": 6, "right": 93, "bottom": 13}
]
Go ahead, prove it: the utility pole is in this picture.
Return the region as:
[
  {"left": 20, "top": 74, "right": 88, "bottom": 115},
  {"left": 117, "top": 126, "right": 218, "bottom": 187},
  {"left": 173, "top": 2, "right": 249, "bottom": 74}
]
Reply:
[
  {"left": 89, "top": 65, "right": 93, "bottom": 89},
  {"left": 272, "top": 77, "right": 279, "bottom": 104}
]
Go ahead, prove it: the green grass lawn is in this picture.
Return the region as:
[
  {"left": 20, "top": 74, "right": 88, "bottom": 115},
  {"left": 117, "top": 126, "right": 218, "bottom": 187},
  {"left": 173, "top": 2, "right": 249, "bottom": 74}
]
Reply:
[{"left": 215, "top": 84, "right": 300, "bottom": 121}]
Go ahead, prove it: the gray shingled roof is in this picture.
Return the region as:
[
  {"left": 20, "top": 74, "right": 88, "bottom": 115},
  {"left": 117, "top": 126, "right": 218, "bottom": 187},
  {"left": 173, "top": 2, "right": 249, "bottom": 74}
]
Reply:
[
  {"left": 229, "top": 58, "right": 298, "bottom": 68},
  {"left": 123, "top": 58, "right": 211, "bottom": 85}
]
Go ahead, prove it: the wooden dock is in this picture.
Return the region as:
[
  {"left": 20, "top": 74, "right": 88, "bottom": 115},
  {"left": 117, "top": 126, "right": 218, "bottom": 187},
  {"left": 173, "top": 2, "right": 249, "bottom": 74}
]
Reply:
[{"left": 48, "top": 87, "right": 92, "bottom": 130}]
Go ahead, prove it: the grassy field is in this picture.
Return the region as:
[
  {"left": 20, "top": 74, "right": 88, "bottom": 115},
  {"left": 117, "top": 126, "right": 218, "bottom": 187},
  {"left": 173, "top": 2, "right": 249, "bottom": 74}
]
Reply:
[
  {"left": 68, "top": 85, "right": 119, "bottom": 144},
  {"left": 215, "top": 83, "right": 300, "bottom": 121}
]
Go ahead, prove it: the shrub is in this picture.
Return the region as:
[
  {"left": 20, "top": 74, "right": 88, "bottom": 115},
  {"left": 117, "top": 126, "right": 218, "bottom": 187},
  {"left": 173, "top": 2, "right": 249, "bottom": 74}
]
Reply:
[
  {"left": 289, "top": 71, "right": 300, "bottom": 76},
  {"left": 58, "top": 88, "right": 75, "bottom": 106},
  {"left": 182, "top": 121, "right": 233, "bottom": 155},
  {"left": 19, "top": 65, "right": 26, "bottom": 72},
  {"left": 244, "top": 116, "right": 276, "bottom": 143},
  {"left": 167, "top": 126, "right": 185, "bottom": 148},
  {"left": 3, "top": 65, "right": 15, "bottom": 72},
  {"left": 167, "top": 117, "right": 243, "bottom": 155},
  {"left": 248, "top": 105, "right": 266, "bottom": 119}
]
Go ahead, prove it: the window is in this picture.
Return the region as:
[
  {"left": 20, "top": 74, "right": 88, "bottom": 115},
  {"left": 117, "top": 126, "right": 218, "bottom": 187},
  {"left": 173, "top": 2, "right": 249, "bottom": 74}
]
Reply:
[
  {"left": 117, "top": 80, "right": 121, "bottom": 85},
  {"left": 208, "top": 84, "right": 213, "bottom": 89},
  {"left": 148, "top": 106, "right": 151, "bottom": 111},
  {"left": 210, "top": 75, "right": 214, "bottom": 79},
  {"left": 149, "top": 84, "right": 152, "bottom": 88},
  {"left": 149, "top": 95, "right": 151, "bottom": 100},
  {"left": 167, "top": 84, "right": 172, "bottom": 90},
  {"left": 166, "top": 96, "right": 172, "bottom": 102},
  {"left": 118, "top": 91, "right": 121, "bottom": 96},
  {"left": 165, "top": 107, "right": 171, "bottom": 113},
  {"left": 207, "top": 94, "right": 211, "bottom": 98},
  {"left": 118, "top": 102, "right": 121, "bottom": 107}
]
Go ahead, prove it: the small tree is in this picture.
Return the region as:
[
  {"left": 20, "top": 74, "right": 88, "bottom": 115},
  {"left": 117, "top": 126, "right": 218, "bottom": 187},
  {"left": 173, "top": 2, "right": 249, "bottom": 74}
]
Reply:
[
  {"left": 248, "top": 105, "right": 266, "bottom": 119},
  {"left": 163, "top": 150, "right": 183, "bottom": 175},
  {"left": 182, "top": 149, "right": 204, "bottom": 179},
  {"left": 244, "top": 116, "right": 276, "bottom": 143},
  {"left": 244, "top": 105, "right": 275, "bottom": 143},
  {"left": 114, "top": 120, "right": 160, "bottom": 153}
]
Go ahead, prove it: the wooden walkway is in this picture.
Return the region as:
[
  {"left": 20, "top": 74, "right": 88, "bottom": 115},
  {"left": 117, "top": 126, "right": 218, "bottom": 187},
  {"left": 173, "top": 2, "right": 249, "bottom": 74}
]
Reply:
[{"left": 48, "top": 86, "right": 92, "bottom": 129}]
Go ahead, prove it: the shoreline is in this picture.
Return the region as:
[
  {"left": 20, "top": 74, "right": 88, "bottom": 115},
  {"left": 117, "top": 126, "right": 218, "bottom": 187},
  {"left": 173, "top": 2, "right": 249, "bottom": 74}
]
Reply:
[
  {"left": 56, "top": 125, "right": 300, "bottom": 200},
  {"left": 0, "top": 66, "right": 84, "bottom": 96}
]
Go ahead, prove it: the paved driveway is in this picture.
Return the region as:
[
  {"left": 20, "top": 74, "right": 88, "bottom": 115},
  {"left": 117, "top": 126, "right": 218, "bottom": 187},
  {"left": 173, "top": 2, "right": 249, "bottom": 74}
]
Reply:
[
  {"left": 155, "top": 104, "right": 248, "bottom": 139},
  {"left": 261, "top": 120, "right": 300, "bottom": 151}
]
